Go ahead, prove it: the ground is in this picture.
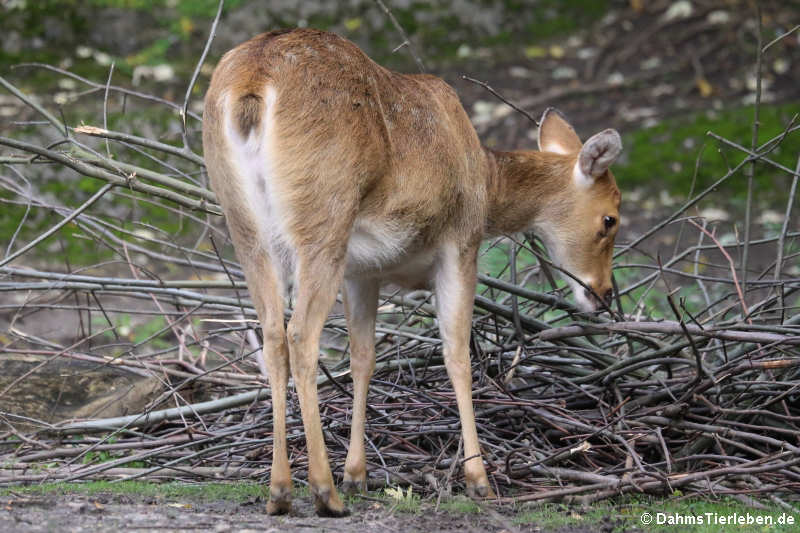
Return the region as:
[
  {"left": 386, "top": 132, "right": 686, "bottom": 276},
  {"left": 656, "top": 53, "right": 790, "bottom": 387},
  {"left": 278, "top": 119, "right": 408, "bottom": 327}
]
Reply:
[
  {"left": 0, "top": 485, "right": 632, "bottom": 533},
  {"left": 1, "top": 483, "right": 796, "bottom": 533}
]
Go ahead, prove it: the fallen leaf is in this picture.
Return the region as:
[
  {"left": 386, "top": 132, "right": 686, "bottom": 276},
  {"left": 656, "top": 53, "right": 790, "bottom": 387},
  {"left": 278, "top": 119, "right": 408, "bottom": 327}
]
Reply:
[
  {"left": 696, "top": 76, "right": 713, "bottom": 97},
  {"left": 167, "top": 502, "right": 191, "bottom": 509},
  {"left": 662, "top": 1, "right": 693, "bottom": 21},
  {"left": 549, "top": 45, "right": 565, "bottom": 58},
  {"left": 344, "top": 17, "right": 362, "bottom": 31},
  {"left": 179, "top": 16, "right": 194, "bottom": 36},
  {"left": 524, "top": 46, "right": 546, "bottom": 59}
]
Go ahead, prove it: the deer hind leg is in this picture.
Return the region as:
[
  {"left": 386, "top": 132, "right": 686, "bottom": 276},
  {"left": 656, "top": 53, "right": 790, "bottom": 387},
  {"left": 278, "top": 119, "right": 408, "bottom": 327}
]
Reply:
[
  {"left": 287, "top": 251, "right": 349, "bottom": 517},
  {"left": 236, "top": 251, "right": 293, "bottom": 515},
  {"left": 435, "top": 243, "right": 495, "bottom": 499},
  {"left": 341, "top": 277, "right": 379, "bottom": 494}
]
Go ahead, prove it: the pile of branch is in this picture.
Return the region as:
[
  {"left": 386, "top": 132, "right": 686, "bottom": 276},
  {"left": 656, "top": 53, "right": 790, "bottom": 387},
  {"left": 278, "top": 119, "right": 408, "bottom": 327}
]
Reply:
[{"left": 0, "top": 15, "right": 799, "bottom": 512}]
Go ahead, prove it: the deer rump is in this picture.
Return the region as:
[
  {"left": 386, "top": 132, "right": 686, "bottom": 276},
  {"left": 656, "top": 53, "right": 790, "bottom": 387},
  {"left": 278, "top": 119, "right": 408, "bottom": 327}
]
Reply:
[{"left": 206, "top": 29, "right": 488, "bottom": 290}]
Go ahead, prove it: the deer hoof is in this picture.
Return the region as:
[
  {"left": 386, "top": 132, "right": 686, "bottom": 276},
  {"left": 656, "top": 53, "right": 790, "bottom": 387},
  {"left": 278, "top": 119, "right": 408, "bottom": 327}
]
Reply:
[
  {"left": 342, "top": 472, "right": 367, "bottom": 495},
  {"left": 266, "top": 485, "right": 292, "bottom": 515},
  {"left": 313, "top": 486, "right": 350, "bottom": 517},
  {"left": 466, "top": 482, "right": 496, "bottom": 499}
]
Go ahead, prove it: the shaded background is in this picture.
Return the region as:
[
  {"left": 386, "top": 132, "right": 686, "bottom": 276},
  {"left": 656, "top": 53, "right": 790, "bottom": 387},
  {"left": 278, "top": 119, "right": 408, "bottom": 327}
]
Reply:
[{"left": 1, "top": 0, "right": 799, "bottom": 266}]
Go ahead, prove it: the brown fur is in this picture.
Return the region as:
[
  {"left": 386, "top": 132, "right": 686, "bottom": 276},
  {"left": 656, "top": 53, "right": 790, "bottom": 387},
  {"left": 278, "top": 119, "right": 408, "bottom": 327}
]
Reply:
[
  {"left": 235, "top": 93, "right": 262, "bottom": 136},
  {"left": 203, "top": 28, "right": 622, "bottom": 517}
]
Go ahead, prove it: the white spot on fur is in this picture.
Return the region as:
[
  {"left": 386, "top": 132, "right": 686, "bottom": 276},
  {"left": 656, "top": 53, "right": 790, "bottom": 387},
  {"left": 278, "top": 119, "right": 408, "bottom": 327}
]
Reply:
[
  {"left": 539, "top": 137, "right": 572, "bottom": 155},
  {"left": 225, "top": 86, "right": 295, "bottom": 283},
  {"left": 573, "top": 159, "right": 594, "bottom": 189},
  {"left": 530, "top": 221, "right": 598, "bottom": 312},
  {"left": 569, "top": 276, "right": 597, "bottom": 312},
  {"left": 346, "top": 218, "right": 411, "bottom": 271},
  {"left": 433, "top": 243, "right": 465, "bottom": 343}
]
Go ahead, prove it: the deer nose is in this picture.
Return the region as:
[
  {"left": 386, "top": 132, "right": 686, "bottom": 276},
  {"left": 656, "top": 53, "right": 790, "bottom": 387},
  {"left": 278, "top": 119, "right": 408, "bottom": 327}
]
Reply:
[
  {"left": 603, "top": 289, "right": 613, "bottom": 306},
  {"left": 583, "top": 287, "right": 613, "bottom": 310}
]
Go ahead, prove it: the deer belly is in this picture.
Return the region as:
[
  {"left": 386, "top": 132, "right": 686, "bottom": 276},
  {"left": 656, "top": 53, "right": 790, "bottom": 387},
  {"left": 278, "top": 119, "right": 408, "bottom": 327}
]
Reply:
[
  {"left": 345, "top": 221, "right": 437, "bottom": 288},
  {"left": 345, "top": 219, "right": 412, "bottom": 271}
]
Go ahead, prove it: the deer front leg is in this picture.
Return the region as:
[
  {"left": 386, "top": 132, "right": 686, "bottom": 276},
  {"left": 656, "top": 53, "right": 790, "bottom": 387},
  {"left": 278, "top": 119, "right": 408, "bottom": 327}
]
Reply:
[
  {"left": 341, "top": 277, "right": 379, "bottom": 494},
  {"left": 435, "top": 243, "right": 495, "bottom": 499},
  {"left": 287, "top": 256, "right": 349, "bottom": 517}
]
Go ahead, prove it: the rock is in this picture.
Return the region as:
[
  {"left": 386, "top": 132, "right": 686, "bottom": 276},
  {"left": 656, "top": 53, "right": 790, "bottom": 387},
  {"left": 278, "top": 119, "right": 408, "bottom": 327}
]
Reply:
[
  {"left": 607, "top": 72, "right": 625, "bottom": 86},
  {"left": 757, "top": 210, "right": 784, "bottom": 225},
  {"left": 699, "top": 207, "right": 730, "bottom": 222},
  {"left": 706, "top": 10, "right": 731, "bottom": 24},
  {"left": 552, "top": 66, "right": 577, "bottom": 80},
  {"left": 640, "top": 57, "right": 662, "bottom": 70},
  {"left": 509, "top": 66, "right": 532, "bottom": 78},
  {"left": 773, "top": 58, "right": 790, "bottom": 75},
  {"left": 662, "top": 1, "right": 694, "bottom": 22}
]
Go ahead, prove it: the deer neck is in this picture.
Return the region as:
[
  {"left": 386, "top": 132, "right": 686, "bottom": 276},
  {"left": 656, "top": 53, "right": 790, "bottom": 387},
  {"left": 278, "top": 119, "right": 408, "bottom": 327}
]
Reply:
[{"left": 483, "top": 147, "right": 575, "bottom": 236}]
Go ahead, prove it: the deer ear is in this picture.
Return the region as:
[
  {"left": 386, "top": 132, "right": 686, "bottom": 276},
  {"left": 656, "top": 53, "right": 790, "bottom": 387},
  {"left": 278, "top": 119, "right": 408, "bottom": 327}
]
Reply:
[
  {"left": 538, "top": 108, "right": 582, "bottom": 155},
  {"left": 578, "top": 129, "right": 622, "bottom": 180}
]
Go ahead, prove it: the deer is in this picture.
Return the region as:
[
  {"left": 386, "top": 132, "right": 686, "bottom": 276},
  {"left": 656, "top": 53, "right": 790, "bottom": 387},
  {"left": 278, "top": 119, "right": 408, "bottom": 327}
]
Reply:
[{"left": 203, "top": 28, "right": 622, "bottom": 517}]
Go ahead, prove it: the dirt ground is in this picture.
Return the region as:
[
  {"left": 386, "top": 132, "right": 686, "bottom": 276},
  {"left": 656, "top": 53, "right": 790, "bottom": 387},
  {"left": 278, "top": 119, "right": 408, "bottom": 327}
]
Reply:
[{"left": 0, "top": 491, "right": 640, "bottom": 533}]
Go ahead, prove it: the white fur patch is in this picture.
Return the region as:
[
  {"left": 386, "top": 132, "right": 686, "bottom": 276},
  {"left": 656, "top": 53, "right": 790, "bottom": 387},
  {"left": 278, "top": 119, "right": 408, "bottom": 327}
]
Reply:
[
  {"left": 539, "top": 138, "right": 572, "bottom": 155},
  {"left": 569, "top": 277, "right": 597, "bottom": 312},
  {"left": 529, "top": 221, "right": 599, "bottom": 312},
  {"left": 433, "top": 243, "right": 466, "bottom": 343},
  {"left": 573, "top": 159, "right": 595, "bottom": 189},
  {"left": 346, "top": 218, "right": 411, "bottom": 271},
  {"left": 224, "top": 86, "right": 295, "bottom": 283}
]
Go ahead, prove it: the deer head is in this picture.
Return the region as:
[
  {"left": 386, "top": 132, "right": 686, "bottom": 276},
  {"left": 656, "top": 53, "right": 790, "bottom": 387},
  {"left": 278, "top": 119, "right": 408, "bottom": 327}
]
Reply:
[{"left": 535, "top": 108, "right": 622, "bottom": 312}]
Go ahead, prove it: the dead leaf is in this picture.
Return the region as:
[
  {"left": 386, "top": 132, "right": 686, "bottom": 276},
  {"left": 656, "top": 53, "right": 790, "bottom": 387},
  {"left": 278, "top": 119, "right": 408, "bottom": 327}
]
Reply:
[
  {"left": 696, "top": 76, "right": 713, "bottom": 97},
  {"left": 549, "top": 45, "right": 565, "bottom": 58},
  {"left": 524, "top": 46, "right": 546, "bottom": 59},
  {"left": 167, "top": 502, "right": 191, "bottom": 509}
]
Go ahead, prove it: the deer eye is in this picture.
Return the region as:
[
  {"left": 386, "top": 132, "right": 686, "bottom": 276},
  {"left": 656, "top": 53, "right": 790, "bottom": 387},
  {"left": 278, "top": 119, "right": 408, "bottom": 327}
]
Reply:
[{"left": 603, "top": 216, "right": 617, "bottom": 230}]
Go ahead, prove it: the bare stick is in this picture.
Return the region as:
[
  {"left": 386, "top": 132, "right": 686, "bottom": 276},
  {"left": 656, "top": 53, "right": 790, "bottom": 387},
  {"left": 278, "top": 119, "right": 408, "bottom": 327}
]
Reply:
[
  {"left": 0, "top": 183, "right": 114, "bottom": 268},
  {"left": 373, "top": 0, "right": 426, "bottom": 72},
  {"left": 181, "top": 0, "right": 224, "bottom": 149},
  {"left": 462, "top": 75, "right": 539, "bottom": 126},
  {"left": 741, "top": 3, "right": 763, "bottom": 299}
]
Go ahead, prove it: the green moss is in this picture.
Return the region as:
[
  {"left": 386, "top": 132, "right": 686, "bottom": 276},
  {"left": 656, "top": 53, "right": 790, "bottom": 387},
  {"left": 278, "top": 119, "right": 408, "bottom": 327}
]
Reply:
[
  {"left": 0, "top": 480, "right": 268, "bottom": 502},
  {"left": 619, "top": 103, "right": 800, "bottom": 198},
  {"left": 515, "top": 496, "right": 799, "bottom": 532},
  {"left": 523, "top": 0, "right": 609, "bottom": 41},
  {"left": 439, "top": 495, "right": 482, "bottom": 514},
  {"left": 0, "top": 104, "right": 196, "bottom": 265}
]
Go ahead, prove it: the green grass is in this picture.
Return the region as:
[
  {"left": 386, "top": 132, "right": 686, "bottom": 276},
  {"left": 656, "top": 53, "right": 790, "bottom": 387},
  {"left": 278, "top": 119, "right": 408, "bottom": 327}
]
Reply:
[
  {"left": 0, "top": 105, "right": 194, "bottom": 265},
  {"left": 619, "top": 102, "right": 800, "bottom": 199},
  {"left": 515, "top": 497, "right": 800, "bottom": 532},
  {"left": 383, "top": 485, "right": 422, "bottom": 513},
  {"left": 516, "top": 502, "right": 618, "bottom": 529},
  {"left": 438, "top": 495, "right": 482, "bottom": 514},
  {"left": 1, "top": 480, "right": 267, "bottom": 502}
]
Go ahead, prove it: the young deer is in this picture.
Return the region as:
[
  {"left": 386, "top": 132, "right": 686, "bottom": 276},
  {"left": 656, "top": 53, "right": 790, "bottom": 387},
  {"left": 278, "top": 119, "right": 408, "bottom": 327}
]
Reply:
[{"left": 203, "top": 29, "right": 622, "bottom": 517}]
